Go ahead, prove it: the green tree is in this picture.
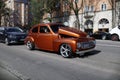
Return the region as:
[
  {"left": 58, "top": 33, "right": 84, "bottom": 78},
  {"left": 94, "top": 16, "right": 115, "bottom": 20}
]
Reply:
[
  {"left": 43, "top": 0, "right": 60, "bottom": 22},
  {"left": 30, "top": 0, "right": 45, "bottom": 25}
]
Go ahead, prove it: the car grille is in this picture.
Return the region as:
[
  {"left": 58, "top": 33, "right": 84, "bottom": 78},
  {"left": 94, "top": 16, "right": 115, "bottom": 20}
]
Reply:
[{"left": 81, "top": 41, "right": 94, "bottom": 49}]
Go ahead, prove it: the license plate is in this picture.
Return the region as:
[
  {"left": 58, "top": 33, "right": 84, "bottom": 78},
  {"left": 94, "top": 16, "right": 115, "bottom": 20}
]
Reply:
[
  {"left": 20, "top": 39, "right": 24, "bottom": 41},
  {"left": 82, "top": 43, "right": 90, "bottom": 49}
]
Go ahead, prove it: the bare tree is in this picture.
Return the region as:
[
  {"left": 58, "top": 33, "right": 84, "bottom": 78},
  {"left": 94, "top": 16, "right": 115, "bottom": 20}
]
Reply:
[
  {"left": 108, "top": 0, "right": 116, "bottom": 27},
  {"left": 64, "top": 0, "right": 84, "bottom": 29}
]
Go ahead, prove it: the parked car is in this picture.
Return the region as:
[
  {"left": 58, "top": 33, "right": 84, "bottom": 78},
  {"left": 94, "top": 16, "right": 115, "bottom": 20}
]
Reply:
[
  {"left": 90, "top": 31, "right": 111, "bottom": 40},
  {"left": 25, "top": 23, "right": 96, "bottom": 58},
  {"left": 109, "top": 25, "right": 120, "bottom": 41},
  {"left": 0, "top": 27, "right": 27, "bottom": 45}
]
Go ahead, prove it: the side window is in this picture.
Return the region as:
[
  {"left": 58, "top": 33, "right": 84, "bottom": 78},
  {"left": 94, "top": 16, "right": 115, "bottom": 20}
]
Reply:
[
  {"left": 32, "top": 27, "right": 38, "bottom": 33},
  {"left": 40, "top": 26, "right": 50, "bottom": 33}
]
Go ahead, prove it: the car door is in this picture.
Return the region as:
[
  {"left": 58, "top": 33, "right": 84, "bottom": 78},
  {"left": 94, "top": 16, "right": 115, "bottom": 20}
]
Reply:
[
  {"left": 30, "top": 26, "right": 39, "bottom": 45},
  {"left": 37, "top": 26, "right": 53, "bottom": 51}
]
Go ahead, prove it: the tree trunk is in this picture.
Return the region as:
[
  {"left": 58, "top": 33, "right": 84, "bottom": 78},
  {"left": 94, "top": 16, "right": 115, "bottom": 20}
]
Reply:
[
  {"left": 75, "top": 13, "right": 80, "bottom": 30},
  {"left": 0, "top": 14, "right": 1, "bottom": 26}
]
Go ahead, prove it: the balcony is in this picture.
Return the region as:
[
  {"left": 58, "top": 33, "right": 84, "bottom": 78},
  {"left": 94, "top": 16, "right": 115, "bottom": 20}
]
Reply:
[{"left": 84, "top": 11, "right": 94, "bottom": 19}]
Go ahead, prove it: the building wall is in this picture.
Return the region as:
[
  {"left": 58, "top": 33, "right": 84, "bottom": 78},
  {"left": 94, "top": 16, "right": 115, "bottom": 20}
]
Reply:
[
  {"left": 2, "top": 0, "right": 29, "bottom": 27},
  {"left": 115, "top": 0, "right": 120, "bottom": 26},
  {"left": 60, "top": 0, "right": 113, "bottom": 33},
  {"left": 94, "top": 10, "right": 112, "bottom": 32}
]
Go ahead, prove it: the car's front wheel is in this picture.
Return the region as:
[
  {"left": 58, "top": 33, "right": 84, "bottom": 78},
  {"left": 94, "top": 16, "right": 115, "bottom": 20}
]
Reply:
[
  {"left": 59, "top": 44, "right": 72, "bottom": 58},
  {"left": 26, "top": 41, "right": 35, "bottom": 50}
]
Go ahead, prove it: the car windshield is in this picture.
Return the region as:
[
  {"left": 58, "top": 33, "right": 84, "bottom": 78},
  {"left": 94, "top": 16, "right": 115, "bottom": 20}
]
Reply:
[
  {"left": 50, "top": 24, "right": 67, "bottom": 33},
  {"left": 7, "top": 27, "right": 23, "bottom": 32}
]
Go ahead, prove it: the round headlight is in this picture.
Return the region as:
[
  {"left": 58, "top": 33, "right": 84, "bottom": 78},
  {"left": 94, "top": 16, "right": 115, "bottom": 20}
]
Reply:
[
  {"left": 77, "top": 43, "right": 81, "bottom": 48},
  {"left": 92, "top": 40, "right": 96, "bottom": 45}
]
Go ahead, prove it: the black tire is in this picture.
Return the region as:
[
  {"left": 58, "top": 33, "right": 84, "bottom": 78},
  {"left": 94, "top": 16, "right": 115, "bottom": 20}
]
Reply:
[
  {"left": 59, "top": 44, "right": 72, "bottom": 58},
  {"left": 5, "top": 38, "right": 10, "bottom": 45},
  {"left": 26, "top": 41, "right": 35, "bottom": 50},
  {"left": 111, "top": 35, "right": 119, "bottom": 41}
]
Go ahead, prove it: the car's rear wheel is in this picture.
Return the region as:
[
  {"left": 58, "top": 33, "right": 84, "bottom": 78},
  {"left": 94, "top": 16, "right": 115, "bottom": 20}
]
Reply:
[
  {"left": 59, "top": 44, "right": 72, "bottom": 58},
  {"left": 5, "top": 38, "right": 10, "bottom": 45},
  {"left": 111, "top": 34, "right": 119, "bottom": 41},
  {"left": 26, "top": 41, "right": 35, "bottom": 50}
]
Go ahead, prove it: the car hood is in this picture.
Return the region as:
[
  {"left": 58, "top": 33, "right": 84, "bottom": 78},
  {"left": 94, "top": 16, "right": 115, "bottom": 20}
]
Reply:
[
  {"left": 58, "top": 27, "right": 87, "bottom": 38},
  {"left": 7, "top": 32, "right": 27, "bottom": 36}
]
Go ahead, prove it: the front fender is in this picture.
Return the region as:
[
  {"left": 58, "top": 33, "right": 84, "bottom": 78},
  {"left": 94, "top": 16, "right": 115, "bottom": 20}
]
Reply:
[{"left": 53, "top": 38, "right": 76, "bottom": 53}]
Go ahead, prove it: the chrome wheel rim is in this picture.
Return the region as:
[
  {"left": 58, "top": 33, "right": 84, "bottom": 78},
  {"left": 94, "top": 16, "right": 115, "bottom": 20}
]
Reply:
[
  {"left": 26, "top": 41, "right": 32, "bottom": 49},
  {"left": 5, "top": 38, "right": 9, "bottom": 45},
  {"left": 60, "top": 44, "right": 72, "bottom": 58}
]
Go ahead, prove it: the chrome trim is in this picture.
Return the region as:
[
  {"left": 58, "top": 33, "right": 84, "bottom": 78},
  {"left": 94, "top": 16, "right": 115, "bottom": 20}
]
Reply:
[{"left": 76, "top": 49, "right": 94, "bottom": 54}]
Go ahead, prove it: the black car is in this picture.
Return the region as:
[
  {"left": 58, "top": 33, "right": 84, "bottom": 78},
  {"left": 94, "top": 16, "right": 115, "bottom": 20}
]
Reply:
[
  {"left": 0, "top": 27, "right": 27, "bottom": 45},
  {"left": 90, "top": 31, "right": 111, "bottom": 40}
]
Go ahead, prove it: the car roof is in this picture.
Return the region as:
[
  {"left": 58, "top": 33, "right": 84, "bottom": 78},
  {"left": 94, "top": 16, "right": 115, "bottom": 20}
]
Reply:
[
  {"left": 34, "top": 23, "right": 64, "bottom": 27},
  {"left": 0, "top": 27, "right": 22, "bottom": 31}
]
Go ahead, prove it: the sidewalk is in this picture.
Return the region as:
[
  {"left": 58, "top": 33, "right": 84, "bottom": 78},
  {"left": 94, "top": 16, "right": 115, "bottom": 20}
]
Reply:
[{"left": 0, "top": 66, "right": 21, "bottom": 80}]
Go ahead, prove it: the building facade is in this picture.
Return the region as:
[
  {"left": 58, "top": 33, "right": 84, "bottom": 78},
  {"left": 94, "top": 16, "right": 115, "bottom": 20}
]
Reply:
[
  {"left": 67, "top": 0, "right": 113, "bottom": 33},
  {"left": 43, "top": 0, "right": 115, "bottom": 33},
  {"left": 115, "top": 0, "right": 120, "bottom": 26},
  {"left": 1, "top": 0, "right": 30, "bottom": 28}
]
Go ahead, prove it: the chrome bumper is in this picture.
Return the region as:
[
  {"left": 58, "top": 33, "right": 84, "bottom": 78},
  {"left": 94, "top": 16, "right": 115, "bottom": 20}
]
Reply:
[{"left": 76, "top": 48, "right": 94, "bottom": 54}]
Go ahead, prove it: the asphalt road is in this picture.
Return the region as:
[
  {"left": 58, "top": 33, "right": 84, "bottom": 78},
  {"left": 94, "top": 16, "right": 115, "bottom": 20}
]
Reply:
[{"left": 0, "top": 40, "right": 120, "bottom": 80}]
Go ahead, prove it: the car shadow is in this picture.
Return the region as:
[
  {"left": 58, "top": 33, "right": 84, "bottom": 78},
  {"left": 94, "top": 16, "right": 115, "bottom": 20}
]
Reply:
[
  {"left": 76, "top": 50, "right": 101, "bottom": 58},
  {"left": 7, "top": 43, "right": 25, "bottom": 46},
  {"left": 30, "top": 48, "right": 101, "bottom": 59}
]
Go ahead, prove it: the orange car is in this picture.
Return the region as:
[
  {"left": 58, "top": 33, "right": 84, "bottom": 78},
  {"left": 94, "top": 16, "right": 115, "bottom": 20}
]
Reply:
[{"left": 25, "top": 23, "right": 96, "bottom": 58}]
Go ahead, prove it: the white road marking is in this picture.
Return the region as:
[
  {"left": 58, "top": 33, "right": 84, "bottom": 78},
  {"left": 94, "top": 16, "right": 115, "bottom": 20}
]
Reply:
[{"left": 97, "top": 44, "right": 120, "bottom": 48}]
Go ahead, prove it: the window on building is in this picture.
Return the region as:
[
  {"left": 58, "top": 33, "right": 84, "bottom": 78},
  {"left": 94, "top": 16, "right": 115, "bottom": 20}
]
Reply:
[
  {"left": 101, "top": 3, "right": 107, "bottom": 11},
  {"left": 84, "top": 6, "right": 89, "bottom": 12},
  {"left": 99, "top": 18, "right": 109, "bottom": 24},
  {"left": 90, "top": 6, "right": 94, "bottom": 12}
]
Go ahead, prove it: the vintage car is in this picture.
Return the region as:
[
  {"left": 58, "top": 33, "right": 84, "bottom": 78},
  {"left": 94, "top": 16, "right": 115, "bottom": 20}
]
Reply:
[{"left": 25, "top": 23, "right": 96, "bottom": 58}]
